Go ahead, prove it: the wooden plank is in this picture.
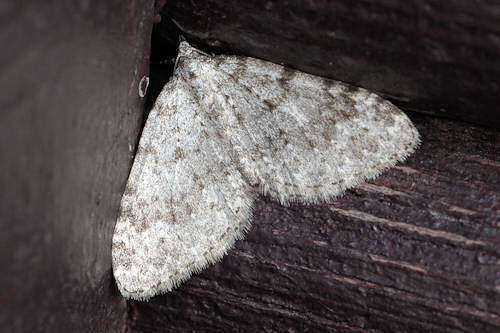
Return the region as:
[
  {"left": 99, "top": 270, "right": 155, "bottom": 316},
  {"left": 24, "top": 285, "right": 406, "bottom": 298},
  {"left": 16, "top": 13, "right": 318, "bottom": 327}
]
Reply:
[
  {"left": 0, "top": 1, "right": 154, "bottom": 331},
  {"left": 127, "top": 2, "right": 499, "bottom": 330},
  {"left": 161, "top": 0, "right": 500, "bottom": 128},
  {"left": 127, "top": 114, "right": 500, "bottom": 332},
  {"left": 3, "top": 1, "right": 498, "bottom": 331}
]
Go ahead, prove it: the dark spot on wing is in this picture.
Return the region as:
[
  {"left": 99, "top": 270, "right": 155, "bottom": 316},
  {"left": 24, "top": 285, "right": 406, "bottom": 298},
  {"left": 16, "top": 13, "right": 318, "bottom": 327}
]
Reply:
[
  {"left": 263, "top": 99, "right": 276, "bottom": 111},
  {"left": 185, "top": 204, "right": 193, "bottom": 216},
  {"left": 132, "top": 216, "right": 150, "bottom": 233},
  {"left": 235, "top": 112, "right": 244, "bottom": 125},
  {"left": 118, "top": 205, "right": 133, "bottom": 221},
  {"left": 233, "top": 57, "right": 248, "bottom": 77},
  {"left": 123, "top": 183, "right": 137, "bottom": 197},
  {"left": 307, "top": 138, "right": 316, "bottom": 149},
  {"left": 212, "top": 56, "right": 223, "bottom": 68},
  {"left": 278, "top": 66, "right": 296, "bottom": 88},
  {"left": 174, "top": 147, "right": 184, "bottom": 160},
  {"left": 187, "top": 70, "right": 197, "bottom": 80},
  {"left": 192, "top": 173, "right": 200, "bottom": 182},
  {"left": 373, "top": 94, "right": 385, "bottom": 105}
]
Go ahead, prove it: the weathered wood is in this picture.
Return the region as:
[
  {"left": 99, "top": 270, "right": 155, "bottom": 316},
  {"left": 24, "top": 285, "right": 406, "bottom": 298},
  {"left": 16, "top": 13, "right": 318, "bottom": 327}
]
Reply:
[
  {"left": 3, "top": 1, "right": 498, "bottom": 332},
  {"left": 160, "top": 0, "right": 500, "bottom": 128},
  {"left": 132, "top": 2, "right": 499, "bottom": 331},
  {"left": 128, "top": 114, "right": 499, "bottom": 332},
  {"left": 0, "top": 1, "right": 154, "bottom": 331}
]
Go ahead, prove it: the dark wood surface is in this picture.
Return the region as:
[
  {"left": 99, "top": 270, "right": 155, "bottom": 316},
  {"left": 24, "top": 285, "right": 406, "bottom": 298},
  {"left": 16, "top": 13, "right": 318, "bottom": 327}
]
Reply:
[
  {"left": 2, "top": 1, "right": 499, "bottom": 332},
  {"left": 161, "top": 0, "right": 500, "bottom": 128},
  {"left": 0, "top": 1, "right": 153, "bottom": 331},
  {"left": 128, "top": 113, "right": 500, "bottom": 332}
]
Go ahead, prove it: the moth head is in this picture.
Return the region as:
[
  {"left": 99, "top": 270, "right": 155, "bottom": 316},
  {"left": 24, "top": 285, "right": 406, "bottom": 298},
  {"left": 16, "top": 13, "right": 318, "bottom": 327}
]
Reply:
[
  {"left": 175, "top": 41, "right": 208, "bottom": 77},
  {"left": 178, "top": 41, "right": 198, "bottom": 58}
]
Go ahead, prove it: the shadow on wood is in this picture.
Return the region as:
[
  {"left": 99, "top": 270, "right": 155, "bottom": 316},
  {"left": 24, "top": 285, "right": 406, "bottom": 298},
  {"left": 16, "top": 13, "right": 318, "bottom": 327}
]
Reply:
[{"left": 162, "top": 0, "right": 500, "bottom": 128}]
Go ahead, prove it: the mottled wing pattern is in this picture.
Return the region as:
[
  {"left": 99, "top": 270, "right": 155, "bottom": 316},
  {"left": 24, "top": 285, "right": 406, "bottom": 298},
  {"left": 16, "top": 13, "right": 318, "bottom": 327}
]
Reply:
[
  {"left": 112, "top": 75, "right": 254, "bottom": 300},
  {"left": 112, "top": 42, "right": 419, "bottom": 300},
  {"left": 193, "top": 51, "right": 419, "bottom": 204}
]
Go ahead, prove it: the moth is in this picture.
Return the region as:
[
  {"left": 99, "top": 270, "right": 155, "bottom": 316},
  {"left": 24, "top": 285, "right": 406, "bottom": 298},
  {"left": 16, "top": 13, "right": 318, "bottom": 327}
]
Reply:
[{"left": 112, "top": 41, "right": 419, "bottom": 300}]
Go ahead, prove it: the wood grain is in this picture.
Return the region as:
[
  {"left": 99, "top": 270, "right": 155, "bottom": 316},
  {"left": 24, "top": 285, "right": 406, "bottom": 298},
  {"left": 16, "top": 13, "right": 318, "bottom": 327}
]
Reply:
[
  {"left": 2, "top": 1, "right": 498, "bottom": 332},
  {"left": 128, "top": 114, "right": 500, "bottom": 332},
  {"left": 0, "top": 1, "right": 154, "bottom": 331},
  {"left": 160, "top": 0, "right": 500, "bottom": 128}
]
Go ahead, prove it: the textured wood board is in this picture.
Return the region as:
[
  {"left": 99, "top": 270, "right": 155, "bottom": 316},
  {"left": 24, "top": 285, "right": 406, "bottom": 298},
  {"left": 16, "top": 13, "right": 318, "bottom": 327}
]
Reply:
[
  {"left": 128, "top": 114, "right": 499, "bottom": 332},
  {"left": 2, "top": 1, "right": 498, "bottom": 332},
  {"left": 0, "top": 1, "right": 154, "bottom": 331},
  {"left": 160, "top": 0, "right": 500, "bottom": 128}
]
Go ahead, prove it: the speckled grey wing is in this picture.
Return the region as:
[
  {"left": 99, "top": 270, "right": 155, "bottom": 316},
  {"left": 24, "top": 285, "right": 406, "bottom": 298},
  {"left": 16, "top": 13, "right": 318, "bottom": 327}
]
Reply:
[
  {"left": 112, "top": 75, "right": 254, "bottom": 300},
  {"left": 197, "top": 54, "right": 419, "bottom": 204}
]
